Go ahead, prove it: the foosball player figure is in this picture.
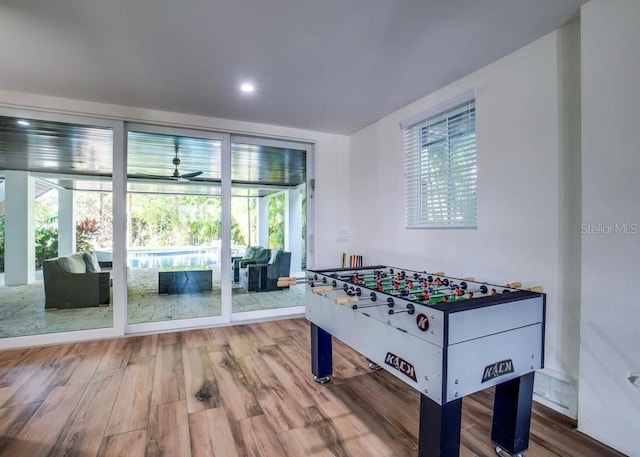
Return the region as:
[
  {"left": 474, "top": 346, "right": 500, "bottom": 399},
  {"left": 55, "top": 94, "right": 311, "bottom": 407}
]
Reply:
[
  {"left": 422, "top": 290, "right": 431, "bottom": 301},
  {"left": 454, "top": 286, "right": 464, "bottom": 297}
]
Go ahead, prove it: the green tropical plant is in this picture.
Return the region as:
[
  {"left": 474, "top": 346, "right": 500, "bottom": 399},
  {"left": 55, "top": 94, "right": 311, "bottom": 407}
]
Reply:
[
  {"left": 35, "top": 215, "right": 58, "bottom": 267},
  {"left": 268, "top": 193, "right": 285, "bottom": 249}
]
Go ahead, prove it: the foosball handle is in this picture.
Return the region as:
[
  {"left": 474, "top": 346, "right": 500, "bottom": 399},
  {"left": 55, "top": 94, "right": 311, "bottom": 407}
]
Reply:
[
  {"left": 433, "top": 271, "right": 445, "bottom": 276},
  {"left": 335, "top": 296, "right": 358, "bottom": 305},
  {"left": 528, "top": 286, "right": 544, "bottom": 293},
  {"left": 311, "top": 286, "right": 332, "bottom": 293},
  {"left": 505, "top": 282, "right": 522, "bottom": 289},
  {"left": 277, "top": 277, "right": 298, "bottom": 287},
  {"left": 464, "top": 276, "right": 475, "bottom": 281}
]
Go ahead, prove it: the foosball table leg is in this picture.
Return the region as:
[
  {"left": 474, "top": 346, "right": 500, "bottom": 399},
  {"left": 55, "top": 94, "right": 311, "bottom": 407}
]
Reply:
[
  {"left": 491, "top": 371, "right": 535, "bottom": 456},
  {"left": 418, "top": 394, "right": 462, "bottom": 457},
  {"left": 310, "top": 323, "right": 332, "bottom": 383}
]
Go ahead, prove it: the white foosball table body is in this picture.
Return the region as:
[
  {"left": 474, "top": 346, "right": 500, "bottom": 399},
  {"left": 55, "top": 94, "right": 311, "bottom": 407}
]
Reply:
[{"left": 304, "top": 266, "right": 545, "bottom": 457}]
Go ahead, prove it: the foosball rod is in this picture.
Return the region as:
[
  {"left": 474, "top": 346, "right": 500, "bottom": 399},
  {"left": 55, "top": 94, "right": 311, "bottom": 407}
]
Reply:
[
  {"left": 352, "top": 297, "right": 395, "bottom": 310},
  {"left": 388, "top": 303, "right": 415, "bottom": 315},
  {"left": 366, "top": 276, "right": 454, "bottom": 291},
  {"left": 330, "top": 267, "right": 395, "bottom": 277},
  {"left": 370, "top": 280, "right": 456, "bottom": 295},
  {"left": 464, "top": 279, "right": 543, "bottom": 293},
  {"left": 410, "top": 284, "right": 543, "bottom": 304},
  {"left": 335, "top": 291, "right": 377, "bottom": 305},
  {"left": 455, "top": 281, "right": 544, "bottom": 295},
  {"left": 276, "top": 276, "right": 329, "bottom": 287},
  {"left": 340, "top": 270, "right": 447, "bottom": 281}
]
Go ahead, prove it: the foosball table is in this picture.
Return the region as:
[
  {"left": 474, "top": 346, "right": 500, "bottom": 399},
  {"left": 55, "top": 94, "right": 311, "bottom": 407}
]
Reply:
[{"left": 282, "top": 265, "right": 545, "bottom": 457}]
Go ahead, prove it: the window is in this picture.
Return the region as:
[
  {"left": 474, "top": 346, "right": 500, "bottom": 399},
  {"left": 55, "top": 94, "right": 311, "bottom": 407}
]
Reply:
[{"left": 402, "top": 92, "right": 476, "bottom": 229}]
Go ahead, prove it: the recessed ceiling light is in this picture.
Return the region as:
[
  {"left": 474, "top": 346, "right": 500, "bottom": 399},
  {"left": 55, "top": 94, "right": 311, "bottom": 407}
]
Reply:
[
  {"left": 17, "top": 119, "right": 30, "bottom": 126},
  {"left": 240, "top": 83, "right": 255, "bottom": 94}
]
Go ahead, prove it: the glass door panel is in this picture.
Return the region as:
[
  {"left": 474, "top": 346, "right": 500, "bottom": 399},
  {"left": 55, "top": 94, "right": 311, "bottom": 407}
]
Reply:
[
  {"left": 0, "top": 115, "right": 115, "bottom": 338},
  {"left": 230, "top": 141, "right": 307, "bottom": 314},
  {"left": 126, "top": 130, "right": 223, "bottom": 324}
]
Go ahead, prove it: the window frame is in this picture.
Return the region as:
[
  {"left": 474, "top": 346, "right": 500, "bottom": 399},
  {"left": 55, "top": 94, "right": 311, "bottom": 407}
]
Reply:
[{"left": 402, "top": 90, "right": 477, "bottom": 229}]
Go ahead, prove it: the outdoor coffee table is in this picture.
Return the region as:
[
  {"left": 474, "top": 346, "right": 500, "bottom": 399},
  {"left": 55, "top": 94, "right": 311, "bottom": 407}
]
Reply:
[{"left": 158, "top": 267, "right": 213, "bottom": 294}]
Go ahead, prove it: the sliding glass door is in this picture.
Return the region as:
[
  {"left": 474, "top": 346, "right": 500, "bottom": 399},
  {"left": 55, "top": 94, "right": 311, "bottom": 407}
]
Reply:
[
  {"left": 230, "top": 138, "right": 308, "bottom": 316},
  {"left": 0, "top": 113, "right": 117, "bottom": 339},
  {"left": 0, "top": 109, "right": 313, "bottom": 344},
  {"left": 126, "top": 126, "right": 225, "bottom": 330}
]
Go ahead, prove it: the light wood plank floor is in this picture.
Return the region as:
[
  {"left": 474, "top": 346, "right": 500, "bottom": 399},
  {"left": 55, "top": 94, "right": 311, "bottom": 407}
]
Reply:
[{"left": 0, "top": 318, "right": 625, "bottom": 457}]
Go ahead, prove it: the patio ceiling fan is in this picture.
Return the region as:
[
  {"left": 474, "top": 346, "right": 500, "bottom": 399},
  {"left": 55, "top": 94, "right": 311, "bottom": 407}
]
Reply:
[
  {"left": 133, "top": 139, "right": 204, "bottom": 182},
  {"left": 169, "top": 141, "right": 203, "bottom": 181}
]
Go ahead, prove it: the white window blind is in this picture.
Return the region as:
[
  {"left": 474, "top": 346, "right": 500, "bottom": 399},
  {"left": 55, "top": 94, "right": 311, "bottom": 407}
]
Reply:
[{"left": 403, "top": 96, "right": 476, "bottom": 229}]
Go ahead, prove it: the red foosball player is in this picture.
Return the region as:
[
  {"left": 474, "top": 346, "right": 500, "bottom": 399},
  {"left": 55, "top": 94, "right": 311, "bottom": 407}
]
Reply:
[
  {"left": 467, "top": 292, "right": 474, "bottom": 299},
  {"left": 435, "top": 278, "right": 443, "bottom": 286},
  {"left": 454, "top": 286, "right": 464, "bottom": 297},
  {"left": 422, "top": 290, "right": 430, "bottom": 301},
  {"left": 491, "top": 288, "right": 498, "bottom": 296},
  {"left": 442, "top": 295, "right": 449, "bottom": 303},
  {"left": 393, "top": 281, "right": 400, "bottom": 291}
]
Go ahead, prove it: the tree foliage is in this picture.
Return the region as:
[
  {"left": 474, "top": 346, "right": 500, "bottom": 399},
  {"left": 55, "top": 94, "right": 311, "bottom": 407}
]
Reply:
[{"left": 268, "top": 193, "right": 285, "bottom": 249}]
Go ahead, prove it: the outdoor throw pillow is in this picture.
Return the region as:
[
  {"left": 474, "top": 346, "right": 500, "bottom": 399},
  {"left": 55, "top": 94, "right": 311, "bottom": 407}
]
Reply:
[
  {"left": 58, "top": 253, "right": 87, "bottom": 274},
  {"left": 244, "top": 246, "right": 258, "bottom": 259},
  {"left": 84, "top": 251, "right": 102, "bottom": 272}
]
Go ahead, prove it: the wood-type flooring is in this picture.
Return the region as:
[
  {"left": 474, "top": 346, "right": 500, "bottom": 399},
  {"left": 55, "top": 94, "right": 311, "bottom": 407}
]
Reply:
[{"left": 0, "top": 318, "right": 626, "bottom": 457}]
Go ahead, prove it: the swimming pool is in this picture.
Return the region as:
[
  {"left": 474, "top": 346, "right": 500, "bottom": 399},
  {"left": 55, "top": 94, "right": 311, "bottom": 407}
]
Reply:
[{"left": 128, "top": 248, "right": 219, "bottom": 268}]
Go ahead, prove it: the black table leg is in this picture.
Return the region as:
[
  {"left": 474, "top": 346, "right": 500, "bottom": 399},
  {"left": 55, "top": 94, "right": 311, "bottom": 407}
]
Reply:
[
  {"left": 491, "top": 372, "right": 535, "bottom": 456},
  {"left": 310, "top": 323, "right": 332, "bottom": 383},
  {"left": 419, "top": 394, "right": 462, "bottom": 457}
]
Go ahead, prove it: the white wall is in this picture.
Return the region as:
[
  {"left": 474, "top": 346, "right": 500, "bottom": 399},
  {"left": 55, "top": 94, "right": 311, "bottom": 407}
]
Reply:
[
  {"left": 0, "top": 89, "right": 349, "bottom": 270},
  {"left": 349, "top": 25, "right": 582, "bottom": 401},
  {"left": 580, "top": 1, "right": 640, "bottom": 455}
]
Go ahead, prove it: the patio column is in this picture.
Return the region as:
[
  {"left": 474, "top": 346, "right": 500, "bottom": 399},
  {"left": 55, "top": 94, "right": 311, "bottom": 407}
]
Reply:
[
  {"left": 258, "top": 195, "right": 269, "bottom": 248},
  {"left": 4, "top": 170, "right": 36, "bottom": 285},
  {"left": 286, "top": 187, "right": 303, "bottom": 274},
  {"left": 58, "top": 189, "right": 76, "bottom": 256}
]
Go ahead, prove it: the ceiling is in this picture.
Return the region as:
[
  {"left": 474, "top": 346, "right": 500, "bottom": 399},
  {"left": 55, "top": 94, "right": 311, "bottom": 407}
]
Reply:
[
  {"left": 0, "top": 115, "right": 306, "bottom": 197},
  {"left": 0, "top": 0, "right": 586, "bottom": 135}
]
